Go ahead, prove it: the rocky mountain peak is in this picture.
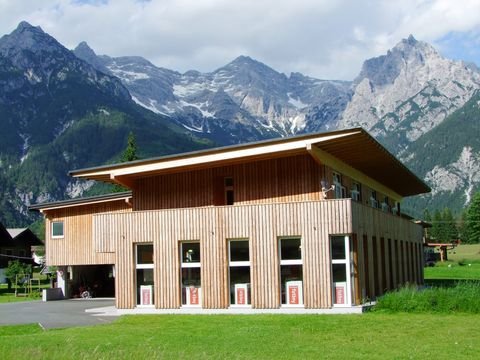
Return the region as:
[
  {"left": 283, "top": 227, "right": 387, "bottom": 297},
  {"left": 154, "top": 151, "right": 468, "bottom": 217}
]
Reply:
[
  {"left": 15, "top": 20, "right": 44, "bottom": 33},
  {"left": 354, "top": 35, "right": 439, "bottom": 88},
  {"left": 74, "top": 41, "right": 97, "bottom": 58},
  {"left": 217, "top": 55, "right": 285, "bottom": 79},
  {"left": 0, "top": 20, "right": 76, "bottom": 71},
  {"left": 340, "top": 34, "right": 480, "bottom": 151},
  {"left": 73, "top": 41, "right": 110, "bottom": 73}
]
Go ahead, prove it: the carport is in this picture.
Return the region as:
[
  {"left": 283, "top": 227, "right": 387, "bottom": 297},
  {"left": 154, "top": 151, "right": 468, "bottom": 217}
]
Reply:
[{"left": 61, "top": 265, "right": 115, "bottom": 299}]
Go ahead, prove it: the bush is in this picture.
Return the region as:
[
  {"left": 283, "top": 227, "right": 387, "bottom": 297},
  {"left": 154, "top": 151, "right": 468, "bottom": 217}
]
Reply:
[
  {"left": 4, "top": 260, "right": 33, "bottom": 289},
  {"left": 373, "top": 282, "right": 480, "bottom": 314}
]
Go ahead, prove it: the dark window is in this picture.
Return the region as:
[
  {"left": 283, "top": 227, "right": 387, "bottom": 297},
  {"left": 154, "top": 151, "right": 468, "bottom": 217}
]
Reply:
[
  {"left": 230, "top": 240, "right": 249, "bottom": 262},
  {"left": 331, "top": 236, "right": 346, "bottom": 260},
  {"left": 225, "top": 177, "right": 234, "bottom": 205},
  {"left": 137, "top": 244, "right": 153, "bottom": 265},
  {"left": 280, "top": 238, "right": 302, "bottom": 260},
  {"left": 182, "top": 242, "right": 200, "bottom": 263}
]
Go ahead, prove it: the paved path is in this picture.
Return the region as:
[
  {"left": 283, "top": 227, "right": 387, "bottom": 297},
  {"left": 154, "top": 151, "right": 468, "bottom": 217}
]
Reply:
[{"left": 0, "top": 299, "right": 116, "bottom": 329}]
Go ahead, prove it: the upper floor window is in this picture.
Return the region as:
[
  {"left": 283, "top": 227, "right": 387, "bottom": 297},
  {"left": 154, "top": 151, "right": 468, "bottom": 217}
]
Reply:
[
  {"left": 225, "top": 177, "right": 234, "bottom": 205},
  {"left": 351, "top": 182, "right": 361, "bottom": 202},
  {"left": 370, "top": 191, "right": 378, "bottom": 209},
  {"left": 381, "top": 196, "right": 391, "bottom": 212},
  {"left": 333, "top": 172, "right": 346, "bottom": 199},
  {"left": 52, "top": 221, "right": 64, "bottom": 238}
]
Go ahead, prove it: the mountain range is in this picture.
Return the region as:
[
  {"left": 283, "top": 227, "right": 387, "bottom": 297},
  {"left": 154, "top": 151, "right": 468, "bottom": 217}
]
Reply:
[{"left": 1, "top": 21, "right": 479, "bottom": 225}]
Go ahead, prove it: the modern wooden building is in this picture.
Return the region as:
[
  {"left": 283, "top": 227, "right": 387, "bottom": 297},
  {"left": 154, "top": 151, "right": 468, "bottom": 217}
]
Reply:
[{"left": 31, "top": 128, "right": 430, "bottom": 309}]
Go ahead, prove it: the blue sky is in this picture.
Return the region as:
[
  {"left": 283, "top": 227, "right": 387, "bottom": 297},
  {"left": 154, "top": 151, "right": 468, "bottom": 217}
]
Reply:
[
  {"left": 1, "top": 0, "right": 480, "bottom": 80},
  {"left": 437, "top": 31, "right": 480, "bottom": 67}
]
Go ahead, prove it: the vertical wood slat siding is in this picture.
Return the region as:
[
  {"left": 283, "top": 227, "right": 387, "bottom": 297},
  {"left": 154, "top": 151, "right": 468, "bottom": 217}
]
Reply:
[
  {"left": 350, "top": 201, "right": 424, "bottom": 298},
  {"left": 94, "top": 199, "right": 352, "bottom": 309},
  {"left": 45, "top": 201, "right": 131, "bottom": 266},
  {"left": 93, "top": 199, "right": 423, "bottom": 309},
  {"left": 133, "top": 154, "right": 322, "bottom": 211}
]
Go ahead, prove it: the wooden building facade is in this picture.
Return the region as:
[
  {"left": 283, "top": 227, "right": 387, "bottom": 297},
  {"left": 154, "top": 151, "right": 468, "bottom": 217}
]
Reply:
[{"left": 31, "top": 128, "right": 430, "bottom": 309}]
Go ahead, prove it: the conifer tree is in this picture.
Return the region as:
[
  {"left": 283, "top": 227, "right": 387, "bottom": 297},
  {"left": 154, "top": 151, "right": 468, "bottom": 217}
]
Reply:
[
  {"left": 113, "top": 132, "right": 139, "bottom": 193},
  {"left": 121, "top": 131, "right": 139, "bottom": 163},
  {"left": 464, "top": 192, "right": 480, "bottom": 244}
]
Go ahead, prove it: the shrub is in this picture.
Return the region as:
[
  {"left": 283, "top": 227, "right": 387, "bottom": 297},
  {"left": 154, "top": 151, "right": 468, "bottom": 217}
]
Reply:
[
  {"left": 4, "top": 260, "right": 32, "bottom": 289},
  {"left": 373, "top": 282, "right": 480, "bottom": 314}
]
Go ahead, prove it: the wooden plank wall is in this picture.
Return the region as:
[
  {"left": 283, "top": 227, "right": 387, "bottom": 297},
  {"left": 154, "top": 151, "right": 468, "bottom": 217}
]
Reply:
[
  {"left": 44, "top": 200, "right": 131, "bottom": 266},
  {"left": 93, "top": 199, "right": 353, "bottom": 309},
  {"left": 351, "top": 201, "right": 424, "bottom": 299},
  {"left": 133, "top": 154, "right": 323, "bottom": 210}
]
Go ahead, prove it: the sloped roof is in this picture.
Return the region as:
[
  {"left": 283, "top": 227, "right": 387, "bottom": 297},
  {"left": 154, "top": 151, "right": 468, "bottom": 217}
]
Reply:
[
  {"left": 7, "top": 228, "right": 43, "bottom": 246},
  {"left": 7, "top": 228, "right": 27, "bottom": 238},
  {"left": 69, "top": 128, "right": 430, "bottom": 197},
  {"left": 29, "top": 191, "right": 132, "bottom": 212},
  {"left": 0, "top": 222, "right": 13, "bottom": 246}
]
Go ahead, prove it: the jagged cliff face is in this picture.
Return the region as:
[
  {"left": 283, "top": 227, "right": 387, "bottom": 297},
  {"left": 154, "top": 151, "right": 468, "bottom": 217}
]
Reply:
[
  {"left": 338, "top": 35, "right": 480, "bottom": 152},
  {"left": 0, "top": 22, "right": 132, "bottom": 157},
  {"left": 74, "top": 45, "right": 352, "bottom": 144},
  {"left": 0, "top": 22, "right": 209, "bottom": 226}
]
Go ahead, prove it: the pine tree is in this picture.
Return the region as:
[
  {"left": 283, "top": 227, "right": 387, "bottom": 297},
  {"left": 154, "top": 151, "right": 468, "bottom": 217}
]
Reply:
[
  {"left": 440, "top": 208, "right": 458, "bottom": 242},
  {"left": 464, "top": 192, "right": 480, "bottom": 244},
  {"left": 113, "top": 132, "right": 139, "bottom": 193},
  {"left": 121, "top": 132, "right": 139, "bottom": 163},
  {"left": 430, "top": 210, "right": 442, "bottom": 241}
]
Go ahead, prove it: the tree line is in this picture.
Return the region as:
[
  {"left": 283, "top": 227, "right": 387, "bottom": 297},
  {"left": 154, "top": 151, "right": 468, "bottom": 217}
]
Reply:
[{"left": 424, "top": 191, "right": 480, "bottom": 244}]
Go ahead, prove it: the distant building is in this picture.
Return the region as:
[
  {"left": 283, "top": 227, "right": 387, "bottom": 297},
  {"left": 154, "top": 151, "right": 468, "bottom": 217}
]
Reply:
[
  {"left": 0, "top": 223, "right": 43, "bottom": 282},
  {"left": 31, "top": 128, "right": 430, "bottom": 309}
]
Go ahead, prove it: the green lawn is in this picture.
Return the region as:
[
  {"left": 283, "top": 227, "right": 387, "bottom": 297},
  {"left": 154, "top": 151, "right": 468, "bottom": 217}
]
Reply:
[
  {"left": 0, "top": 314, "right": 479, "bottom": 359},
  {"left": 424, "top": 263, "right": 480, "bottom": 280},
  {"left": 425, "top": 244, "right": 480, "bottom": 281}
]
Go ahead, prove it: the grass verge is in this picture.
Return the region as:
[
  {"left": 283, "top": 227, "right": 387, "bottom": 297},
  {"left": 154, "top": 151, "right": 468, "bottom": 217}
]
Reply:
[
  {"left": 374, "top": 282, "right": 480, "bottom": 313},
  {"left": 0, "top": 314, "right": 479, "bottom": 359}
]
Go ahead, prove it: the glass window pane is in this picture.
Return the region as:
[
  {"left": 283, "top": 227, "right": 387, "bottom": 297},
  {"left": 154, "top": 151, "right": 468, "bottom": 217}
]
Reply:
[
  {"left": 225, "top": 177, "right": 234, "bottom": 187},
  {"left": 52, "top": 221, "right": 64, "bottom": 237},
  {"left": 280, "top": 264, "right": 303, "bottom": 305},
  {"left": 182, "top": 243, "right": 200, "bottom": 263},
  {"left": 136, "top": 268, "right": 154, "bottom": 305},
  {"left": 229, "top": 266, "right": 251, "bottom": 305},
  {"left": 280, "top": 238, "right": 301, "bottom": 260},
  {"left": 226, "top": 190, "right": 234, "bottom": 205},
  {"left": 331, "top": 236, "right": 346, "bottom": 260},
  {"left": 137, "top": 244, "right": 153, "bottom": 264},
  {"left": 181, "top": 267, "right": 201, "bottom": 305},
  {"left": 230, "top": 240, "right": 249, "bottom": 262},
  {"left": 332, "top": 263, "right": 347, "bottom": 282}
]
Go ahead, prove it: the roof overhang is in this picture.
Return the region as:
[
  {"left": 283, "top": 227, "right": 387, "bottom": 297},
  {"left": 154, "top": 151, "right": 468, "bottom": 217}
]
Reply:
[
  {"left": 29, "top": 191, "right": 132, "bottom": 213},
  {"left": 69, "top": 128, "right": 430, "bottom": 198}
]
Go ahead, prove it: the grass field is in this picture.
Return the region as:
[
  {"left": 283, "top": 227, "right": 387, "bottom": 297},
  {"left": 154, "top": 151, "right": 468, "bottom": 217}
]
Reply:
[
  {"left": 425, "top": 244, "right": 480, "bottom": 280},
  {"left": 424, "top": 263, "right": 480, "bottom": 280},
  {"left": 0, "top": 314, "right": 479, "bottom": 359},
  {"left": 447, "top": 244, "right": 480, "bottom": 262}
]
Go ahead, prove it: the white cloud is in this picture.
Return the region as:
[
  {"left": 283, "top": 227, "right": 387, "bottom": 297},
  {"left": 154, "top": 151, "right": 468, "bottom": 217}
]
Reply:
[{"left": 1, "top": 0, "right": 480, "bottom": 80}]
